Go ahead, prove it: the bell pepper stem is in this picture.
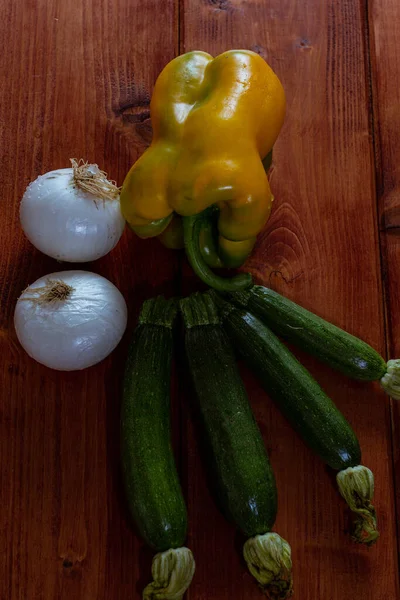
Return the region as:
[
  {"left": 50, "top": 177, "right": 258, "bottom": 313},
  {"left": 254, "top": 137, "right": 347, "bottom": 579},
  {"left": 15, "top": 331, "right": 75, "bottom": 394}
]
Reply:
[
  {"left": 183, "top": 213, "right": 253, "bottom": 292},
  {"left": 198, "top": 212, "right": 224, "bottom": 269}
]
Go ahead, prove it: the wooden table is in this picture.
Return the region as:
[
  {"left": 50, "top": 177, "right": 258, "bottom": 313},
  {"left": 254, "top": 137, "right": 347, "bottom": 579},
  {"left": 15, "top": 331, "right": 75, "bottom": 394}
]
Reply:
[{"left": 1, "top": 1, "right": 399, "bottom": 598}]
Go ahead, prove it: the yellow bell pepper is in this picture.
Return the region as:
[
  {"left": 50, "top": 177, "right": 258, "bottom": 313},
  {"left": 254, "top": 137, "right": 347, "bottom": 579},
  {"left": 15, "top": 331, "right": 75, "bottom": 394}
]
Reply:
[{"left": 121, "top": 49, "right": 285, "bottom": 291}]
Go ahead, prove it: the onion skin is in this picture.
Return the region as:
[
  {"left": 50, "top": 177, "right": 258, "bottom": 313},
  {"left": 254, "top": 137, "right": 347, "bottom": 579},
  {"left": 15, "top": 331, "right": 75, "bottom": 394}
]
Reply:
[
  {"left": 20, "top": 168, "right": 125, "bottom": 262},
  {"left": 14, "top": 270, "right": 128, "bottom": 371}
]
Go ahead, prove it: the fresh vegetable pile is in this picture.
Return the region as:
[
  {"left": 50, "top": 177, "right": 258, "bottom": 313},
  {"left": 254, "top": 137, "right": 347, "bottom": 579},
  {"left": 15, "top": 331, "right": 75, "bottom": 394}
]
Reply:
[
  {"left": 14, "top": 48, "right": 400, "bottom": 599},
  {"left": 118, "top": 285, "right": 400, "bottom": 599}
]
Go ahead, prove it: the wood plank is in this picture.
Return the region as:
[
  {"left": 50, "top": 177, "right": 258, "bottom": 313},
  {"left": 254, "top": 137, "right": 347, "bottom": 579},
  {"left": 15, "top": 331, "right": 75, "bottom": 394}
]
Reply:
[
  {"left": 0, "top": 1, "right": 178, "bottom": 598},
  {"left": 368, "top": 0, "right": 400, "bottom": 567},
  {"left": 180, "top": 1, "right": 399, "bottom": 598}
]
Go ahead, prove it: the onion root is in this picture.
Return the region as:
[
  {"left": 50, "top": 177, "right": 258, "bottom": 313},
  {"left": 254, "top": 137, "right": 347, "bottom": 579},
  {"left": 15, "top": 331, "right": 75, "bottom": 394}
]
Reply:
[
  {"left": 21, "top": 279, "right": 74, "bottom": 305},
  {"left": 71, "top": 158, "right": 120, "bottom": 201}
]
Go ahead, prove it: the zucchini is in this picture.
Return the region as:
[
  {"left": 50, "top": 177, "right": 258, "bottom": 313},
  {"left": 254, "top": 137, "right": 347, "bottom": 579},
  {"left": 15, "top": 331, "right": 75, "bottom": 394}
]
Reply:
[
  {"left": 180, "top": 293, "right": 293, "bottom": 599},
  {"left": 211, "top": 291, "right": 379, "bottom": 545},
  {"left": 121, "top": 296, "right": 195, "bottom": 600},
  {"left": 224, "top": 286, "right": 387, "bottom": 381}
]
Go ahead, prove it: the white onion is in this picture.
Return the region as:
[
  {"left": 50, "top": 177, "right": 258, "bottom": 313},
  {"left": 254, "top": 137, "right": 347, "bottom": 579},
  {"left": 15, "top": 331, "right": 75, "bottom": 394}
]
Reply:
[
  {"left": 14, "top": 270, "right": 127, "bottom": 371},
  {"left": 20, "top": 162, "right": 125, "bottom": 262}
]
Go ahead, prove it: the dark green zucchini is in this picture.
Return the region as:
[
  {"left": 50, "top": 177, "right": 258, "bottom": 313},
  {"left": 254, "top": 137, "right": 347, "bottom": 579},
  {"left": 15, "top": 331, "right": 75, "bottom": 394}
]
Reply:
[
  {"left": 211, "top": 291, "right": 379, "bottom": 545},
  {"left": 121, "top": 296, "right": 194, "bottom": 600},
  {"left": 180, "top": 292, "right": 292, "bottom": 598},
  {"left": 224, "top": 286, "right": 387, "bottom": 381}
]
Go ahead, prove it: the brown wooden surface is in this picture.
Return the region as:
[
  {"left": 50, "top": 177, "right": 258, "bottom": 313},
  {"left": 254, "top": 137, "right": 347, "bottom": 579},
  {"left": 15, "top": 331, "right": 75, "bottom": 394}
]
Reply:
[
  {"left": 0, "top": 0, "right": 399, "bottom": 598},
  {"left": 369, "top": 0, "right": 400, "bottom": 569}
]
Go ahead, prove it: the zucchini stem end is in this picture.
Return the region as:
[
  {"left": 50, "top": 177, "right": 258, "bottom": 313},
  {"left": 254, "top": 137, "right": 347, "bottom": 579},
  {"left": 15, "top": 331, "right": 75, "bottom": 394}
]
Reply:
[
  {"left": 381, "top": 359, "right": 400, "bottom": 399},
  {"left": 143, "top": 547, "right": 195, "bottom": 600},
  {"left": 243, "top": 533, "right": 293, "bottom": 599},
  {"left": 336, "top": 465, "right": 379, "bottom": 546}
]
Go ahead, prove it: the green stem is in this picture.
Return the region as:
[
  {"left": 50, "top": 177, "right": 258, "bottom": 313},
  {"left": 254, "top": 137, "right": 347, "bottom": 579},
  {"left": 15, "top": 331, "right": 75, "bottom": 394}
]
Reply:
[
  {"left": 183, "top": 213, "right": 252, "bottom": 292},
  {"left": 180, "top": 292, "right": 219, "bottom": 328},
  {"left": 138, "top": 296, "right": 179, "bottom": 329},
  {"left": 198, "top": 212, "right": 224, "bottom": 269}
]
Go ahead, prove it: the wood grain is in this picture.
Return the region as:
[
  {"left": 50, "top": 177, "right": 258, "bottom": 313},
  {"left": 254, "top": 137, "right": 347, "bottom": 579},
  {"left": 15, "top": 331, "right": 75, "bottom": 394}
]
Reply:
[
  {"left": 181, "top": 0, "right": 399, "bottom": 598},
  {"left": 0, "top": 0, "right": 399, "bottom": 599},
  {"left": 0, "top": 1, "right": 178, "bottom": 599},
  {"left": 368, "top": 0, "right": 400, "bottom": 567}
]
